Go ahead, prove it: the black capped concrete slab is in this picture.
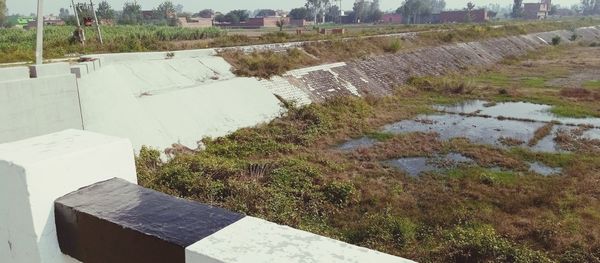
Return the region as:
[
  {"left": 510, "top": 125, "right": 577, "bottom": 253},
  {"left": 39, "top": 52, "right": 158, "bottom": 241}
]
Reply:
[{"left": 54, "top": 178, "right": 244, "bottom": 263}]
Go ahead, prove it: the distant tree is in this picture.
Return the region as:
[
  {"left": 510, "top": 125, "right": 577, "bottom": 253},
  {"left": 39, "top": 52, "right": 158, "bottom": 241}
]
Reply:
[
  {"left": 305, "top": 0, "right": 331, "bottom": 24},
  {"left": 96, "top": 1, "right": 115, "bottom": 20},
  {"left": 465, "top": 2, "right": 475, "bottom": 22},
  {"left": 0, "top": 0, "right": 6, "bottom": 27},
  {"left": 155, "top": 1, "right": 176, "bottom": 19},
  {"left": 325, "top": 5, "right": 341, "bottom": 22},
  {"left": 59, "top": 8, "right": 70, "bottom": 20},
  {"left": 214, "top": 13, "right": 226, "bottom": 22},
  {"left": 276, "top": 18, "right": 286, "bottom": 31},
  {"left": 431, "top": 0, "right": 446, "bottom": 13},
  {"left": 352, "top": 0, "right": 383, "bottom": 23},
  {"left": 512, "top": 0, "right": 523, "bottom": 18},
  {"left": 289, "top": 7, "right": 311, "bottom": 20},
  {"left": 256, "top": 9, "right": 276, "bottom": 17},
  {"left": 197, "top": 9, "right": 214, "bottom": 18},
  {"left": 175, "top": 4, "right": 184, "bottom": 15},
  {"left": 223, "top": 10, "right": 249, "bottom": 24},
  {"left": 120, "top": 1, "right": 142, "bottom": 24},
  {"left": 549, "top": 5, "right": 557, "bottom": 15},
  {"left": 397, "top": 0, "right": 433, "bottom": 24}
]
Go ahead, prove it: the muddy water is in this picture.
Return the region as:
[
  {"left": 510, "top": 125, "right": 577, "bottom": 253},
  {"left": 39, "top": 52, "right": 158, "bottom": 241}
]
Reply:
[
  {"left": 339, "top": 101, "right": 600, "bottom": 153},
  {"left": 384, "top": 153, "right": 474, "bottom": 177},
  {"left": 383, "top": 154, "right": 561, "bottom": 177},
  {"left": 436, "top": 100, "right": 600, "bottom": 127},
  {"left": 528, "top": 162, "right": 562, "bottom": 176},
  {"left": 382, "top": 113, "right": 554, "bottom": 149}
]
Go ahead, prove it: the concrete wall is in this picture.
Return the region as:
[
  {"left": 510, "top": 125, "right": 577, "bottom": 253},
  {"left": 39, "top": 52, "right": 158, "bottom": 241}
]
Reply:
[
  {"left": 0, "top": 64, "right": 83, "bottom": 144},
  {"left": 0, "top": 130, "right": 137, "bottom": 263}
]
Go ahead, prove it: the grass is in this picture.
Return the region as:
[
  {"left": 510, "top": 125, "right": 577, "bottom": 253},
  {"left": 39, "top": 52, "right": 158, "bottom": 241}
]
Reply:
[
  {"left": 583, "top": 80, "right": 600, "bottom": 89},
  {"left": 550, "top": 105, "right": 599, "bottom": 118}
]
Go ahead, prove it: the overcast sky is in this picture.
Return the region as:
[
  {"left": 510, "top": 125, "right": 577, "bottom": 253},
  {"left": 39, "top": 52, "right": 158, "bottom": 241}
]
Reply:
[{"left": 6, "top": 0, "right": 581, "bottom": 16}]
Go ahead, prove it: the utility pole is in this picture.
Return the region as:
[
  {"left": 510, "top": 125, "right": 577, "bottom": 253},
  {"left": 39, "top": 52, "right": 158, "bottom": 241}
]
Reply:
[
  {"left": 72, "top": 0, "right": 86, "bottom": 44},
  {"left": 35, "top": 0, "right": 44, "bottom": 64},
  {"left": 339, "top": 0, "right": 343, "bottom": 24},
  {"left": 90, "top": 0, "right": 103, "bottom": 44}
]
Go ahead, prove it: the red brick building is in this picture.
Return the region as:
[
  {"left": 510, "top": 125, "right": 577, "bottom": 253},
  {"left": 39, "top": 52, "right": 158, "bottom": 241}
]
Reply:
[
  {"left": 245, "top": 17, "right": 289, "bottom": 27},
  {"left": 380, "top": 13, "right": 403, "bottom": 24},
  {"left": 524, "top": 0, "right": 551, "bottom": 19},
  {"left": 439, "top": 9, "right": 489, "bottom": 23}
]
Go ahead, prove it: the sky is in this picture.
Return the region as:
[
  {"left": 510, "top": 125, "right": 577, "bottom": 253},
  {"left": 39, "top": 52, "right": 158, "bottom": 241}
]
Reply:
[{"left": 6, "top": 0, "right": 582, "bottom": 16}]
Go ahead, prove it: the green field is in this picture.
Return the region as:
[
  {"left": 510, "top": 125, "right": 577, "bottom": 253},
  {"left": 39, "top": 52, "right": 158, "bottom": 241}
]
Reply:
[{"left": 1, "top": 18, "right": 599, "bottom": 64}]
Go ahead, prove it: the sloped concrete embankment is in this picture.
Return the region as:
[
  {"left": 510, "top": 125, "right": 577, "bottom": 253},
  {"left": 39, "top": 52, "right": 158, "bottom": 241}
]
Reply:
[
  {"left": 77, "top": 49, "right": 283, "bottom": 151},
  {"left": 262, "top": 26, "right": 600, "bottom": 104}
]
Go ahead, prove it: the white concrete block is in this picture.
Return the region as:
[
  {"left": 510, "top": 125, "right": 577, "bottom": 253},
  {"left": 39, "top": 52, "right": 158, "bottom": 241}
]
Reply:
[
  {"left": 0, "top": 75, "right": 83, "bottom": 144},
  {"left": 29, "top": 63, "right": 72, "bottom": 78},
  {"left": 0, "top": 130, "right": 137, "bottom": 263},
  {"left": 0, "top": 67, "right": 30, "bottom": 82},
  {"left": 185, "top": 216, "right": 415, "bottom": 263}
]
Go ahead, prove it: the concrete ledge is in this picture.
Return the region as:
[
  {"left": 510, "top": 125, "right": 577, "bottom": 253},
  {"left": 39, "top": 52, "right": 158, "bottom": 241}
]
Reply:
[
  {"left": 0, "top": 130, "right": 137, "bottom": 263},
  {"left": 0, "top": 66, "right": 30, "bottom": 82},
  {"left": 29, "top": 63, "right": 72, "bottom": 78},
  {"left": 186, "top": 216, "right": 415, "bottom": 263}
]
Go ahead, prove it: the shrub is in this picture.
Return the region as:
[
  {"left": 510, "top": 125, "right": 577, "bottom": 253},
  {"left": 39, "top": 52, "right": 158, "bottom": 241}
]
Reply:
[
  {"left": 552, "top": 36, "right": 562, "bottom": 46},
  {"left": 569, "top": 34, "right": 578, "bottom": 41},
  {"left": 441, "top": 225, "right": 554, "bottom": 263},
  {"left": 323, "top": 181, "right": 356, "bottom": 206},
  {"left": 383, "top": 39, "right": 402, "bottom": 53}
]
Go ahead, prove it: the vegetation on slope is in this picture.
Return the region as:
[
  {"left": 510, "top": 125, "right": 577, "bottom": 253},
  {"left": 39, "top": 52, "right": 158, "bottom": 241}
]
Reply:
[
  {"left": 220, "top": 18, "right": 600, "bottom": 78},
  {"left": 138, "top": 46, "right": 600, "bottom": 262}
]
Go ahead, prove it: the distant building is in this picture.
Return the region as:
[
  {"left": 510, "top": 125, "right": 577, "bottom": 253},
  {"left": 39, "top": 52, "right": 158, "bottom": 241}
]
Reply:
[
  {"left": 439, "top": 9, "right": 489, "bottom": 23},
  {"left": 15, "top": 17, "right": 35, "bottom": 28},
  {"left": 245, "top": 17, "right": 289, "bottom": 28},
  {"left": 289, "top": 19, "right": 314, "bottom": 27},
  {"left": 524, "top": 0, "right": 551, "bottom": 19},
  {"left": 380, "top": 13, "right": 403, "bottom": 24},
  {"left": 25, "top": 16, "right": 65, "bottom": 29},
  {"left": 178, "top": 17, "right": 213, "bottom": 28}
]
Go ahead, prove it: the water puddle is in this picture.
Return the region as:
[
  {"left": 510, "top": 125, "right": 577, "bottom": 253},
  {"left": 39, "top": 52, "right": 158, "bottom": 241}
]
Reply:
[
  {"left": 337, "top": 101, "right": 600, "bottom": 154},
  {"left": 435, "top": 100, "right": 600, "bottom": 127},
  {"left": 384, "top": 153, "right": 474, "bottom": 176},
  {"left": 337, "top": 137, "right": 377, "bottom": 151},
  {"left": 528, "top": 162, "right": 562, "bottom": 176}
]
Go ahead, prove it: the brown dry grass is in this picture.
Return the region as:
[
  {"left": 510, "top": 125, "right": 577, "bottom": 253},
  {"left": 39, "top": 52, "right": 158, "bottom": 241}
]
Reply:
[{"left": 529, "top": 123, "right": 555, "bottom": 147}]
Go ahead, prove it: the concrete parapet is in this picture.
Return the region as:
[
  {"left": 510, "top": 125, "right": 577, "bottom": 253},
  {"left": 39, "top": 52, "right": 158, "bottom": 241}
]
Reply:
[
  {"left": 0, "top": 67, "right": 30, "bottom": 82},
  {"left": 29, "top": 63, "right": 72, "bottom": 78},
  {"left": 0, "top": 130, "right": 137, "bottom": 263},
  {"left": 0, "top": 74, "right": 83, "bottom": 144}
]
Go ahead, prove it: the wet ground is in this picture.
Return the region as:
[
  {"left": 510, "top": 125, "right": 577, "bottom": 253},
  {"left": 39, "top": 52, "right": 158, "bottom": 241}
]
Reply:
[
  {"left": 339, "top": 101, "right": 598, "bottom": 176},
  {"left": 435, "top": 100, "right": 600, "bottom": 127},
  {"left": 340, "top": 101, "right": 600, "bottom": 152},
  {"left": 382, "top": 153, "right": 561, "bottom": 177}
]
